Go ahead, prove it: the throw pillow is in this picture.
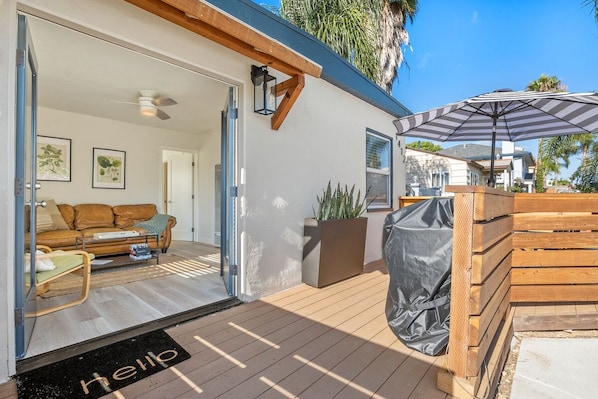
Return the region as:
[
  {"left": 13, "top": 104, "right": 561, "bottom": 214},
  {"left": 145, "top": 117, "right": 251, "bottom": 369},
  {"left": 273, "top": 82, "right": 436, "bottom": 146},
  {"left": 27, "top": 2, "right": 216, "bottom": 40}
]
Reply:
[
  {"left": 24, "top": 250, "right": 56, "bottom": 273},
  {"left": 36, "top": 199, "right": 69, "bottom": 232}
]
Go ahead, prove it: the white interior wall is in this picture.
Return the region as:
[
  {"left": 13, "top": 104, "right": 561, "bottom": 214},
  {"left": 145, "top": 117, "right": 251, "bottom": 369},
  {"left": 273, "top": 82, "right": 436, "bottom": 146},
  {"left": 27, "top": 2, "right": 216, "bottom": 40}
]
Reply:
[{"left": 37, "top": 107, "right": 204, "bottom": 206}]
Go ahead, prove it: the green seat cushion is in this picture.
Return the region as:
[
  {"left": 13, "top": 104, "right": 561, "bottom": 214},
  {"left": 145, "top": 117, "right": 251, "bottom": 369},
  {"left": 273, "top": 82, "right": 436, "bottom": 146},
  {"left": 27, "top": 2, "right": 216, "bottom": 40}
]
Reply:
[{"left": 26, "top": 253, "right": 93, "bottom": 284}]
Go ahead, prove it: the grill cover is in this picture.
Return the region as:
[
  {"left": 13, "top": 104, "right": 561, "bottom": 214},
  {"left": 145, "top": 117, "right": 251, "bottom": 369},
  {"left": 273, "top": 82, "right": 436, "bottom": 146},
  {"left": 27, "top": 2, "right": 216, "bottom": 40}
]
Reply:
[{"left": 383, "top": 197, "right": 453, "bottom": 355}]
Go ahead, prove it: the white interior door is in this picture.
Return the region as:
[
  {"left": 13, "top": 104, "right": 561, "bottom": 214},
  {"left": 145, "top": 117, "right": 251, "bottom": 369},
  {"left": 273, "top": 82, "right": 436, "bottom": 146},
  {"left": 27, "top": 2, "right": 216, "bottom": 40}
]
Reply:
[{"left": 163, "top": 150, "right": 194, "bottom": 241}]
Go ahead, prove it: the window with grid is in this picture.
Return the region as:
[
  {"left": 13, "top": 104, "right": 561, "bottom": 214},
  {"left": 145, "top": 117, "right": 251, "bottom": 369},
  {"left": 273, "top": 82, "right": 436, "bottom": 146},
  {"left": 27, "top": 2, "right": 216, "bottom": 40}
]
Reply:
[{"left": 366, "top": 129, "right": 392, "bottom": 210}]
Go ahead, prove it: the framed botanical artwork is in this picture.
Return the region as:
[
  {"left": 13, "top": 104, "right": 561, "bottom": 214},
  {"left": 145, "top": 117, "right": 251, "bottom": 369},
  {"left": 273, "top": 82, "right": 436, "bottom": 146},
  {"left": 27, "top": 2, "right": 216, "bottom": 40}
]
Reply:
[
  {"left": 36, "top": 136, "right": 71, "bottom": 181},
  {"left": 92, "top": 148, "right": 126, "bottom": 189}
]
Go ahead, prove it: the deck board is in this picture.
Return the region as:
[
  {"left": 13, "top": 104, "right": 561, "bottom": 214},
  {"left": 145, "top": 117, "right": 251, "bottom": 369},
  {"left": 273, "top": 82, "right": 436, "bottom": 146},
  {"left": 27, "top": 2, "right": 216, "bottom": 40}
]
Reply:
[{"left": 113, "top": 261, "right": 451, "bottom": 399}]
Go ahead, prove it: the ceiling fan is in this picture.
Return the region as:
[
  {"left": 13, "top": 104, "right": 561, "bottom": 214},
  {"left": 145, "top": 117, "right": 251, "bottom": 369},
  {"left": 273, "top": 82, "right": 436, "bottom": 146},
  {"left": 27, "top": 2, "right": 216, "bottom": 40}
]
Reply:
[{"left": 136, "top": 90, "right": 177, "bottom": 120}]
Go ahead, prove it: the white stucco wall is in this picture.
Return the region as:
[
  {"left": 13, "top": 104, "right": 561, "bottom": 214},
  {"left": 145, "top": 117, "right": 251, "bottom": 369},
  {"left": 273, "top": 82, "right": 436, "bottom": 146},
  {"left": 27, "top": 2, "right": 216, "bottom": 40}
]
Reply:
[
  {"left": 241, "top": 75, "right": 402, "bottom": 299},
  {"left": 0, "top": 0, "right": 406, "bottom": 381}
]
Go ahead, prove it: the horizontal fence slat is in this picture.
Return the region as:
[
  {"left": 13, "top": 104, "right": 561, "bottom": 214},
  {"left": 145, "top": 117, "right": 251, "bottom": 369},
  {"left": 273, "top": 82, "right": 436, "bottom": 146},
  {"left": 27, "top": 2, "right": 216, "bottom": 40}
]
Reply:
[
  {"left": 446, "top": 186, "right": 514, "bottom": 222},
  {"left": 513, "top": 213, "right": 598, "bottom": 231},
  {"left": 511, "top": 284, "right": 598, "bottom": 302},
  {"left": 512, "top": 267, "right": 598, "bottom": 285},
  {"left": 469, "top": 280, "right": 510, "bottom": 346},
  {"left": 473, "top": 192, "right": 514, "bottom": 222},
  {"left": 514, "top": 193, "right": 598, "bottom": 213},
  {"left": 473, "top": 216, "right": 512, "bottom": 252},
  {"left": 512, "top": 249, "right": 598, "bottom": 267},
  {"left": 470, "top": 262, "right": 510, "bottom": 315},
  {"left": 467, "top": 308, "right": 513, "bottom": 378},
  {"left": 513, "top": 232, "right": 598, "bottom": 249},
  {"left": 472, "top": 236, "right": 512, "bottom": 284}
]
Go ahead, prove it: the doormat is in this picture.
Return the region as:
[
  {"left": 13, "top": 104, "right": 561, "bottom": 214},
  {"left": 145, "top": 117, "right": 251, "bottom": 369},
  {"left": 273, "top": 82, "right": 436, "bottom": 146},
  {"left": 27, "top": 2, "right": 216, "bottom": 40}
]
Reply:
[{"left": 16, "top": 330, "right": 190, "bottom": 399}]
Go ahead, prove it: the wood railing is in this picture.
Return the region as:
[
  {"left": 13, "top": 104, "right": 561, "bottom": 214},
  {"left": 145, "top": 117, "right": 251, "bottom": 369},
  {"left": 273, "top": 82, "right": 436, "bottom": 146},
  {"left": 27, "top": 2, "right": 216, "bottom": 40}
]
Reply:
[{"left": 434, "top": 187, "right": 598, "bottom": 399}]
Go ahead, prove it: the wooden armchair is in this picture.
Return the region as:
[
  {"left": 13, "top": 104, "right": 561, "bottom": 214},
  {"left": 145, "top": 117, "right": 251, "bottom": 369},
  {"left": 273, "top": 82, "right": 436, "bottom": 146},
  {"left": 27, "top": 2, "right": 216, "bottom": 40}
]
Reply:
[{"left": 26, "top": 245, "right": 92, "bottom": 316}]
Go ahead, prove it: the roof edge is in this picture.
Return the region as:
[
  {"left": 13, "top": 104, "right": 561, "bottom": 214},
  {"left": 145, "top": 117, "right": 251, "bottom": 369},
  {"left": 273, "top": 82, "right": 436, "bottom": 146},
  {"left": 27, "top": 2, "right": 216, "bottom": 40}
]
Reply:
[{"left": 205, "top": 0, "right": 412, "bottom": 118}]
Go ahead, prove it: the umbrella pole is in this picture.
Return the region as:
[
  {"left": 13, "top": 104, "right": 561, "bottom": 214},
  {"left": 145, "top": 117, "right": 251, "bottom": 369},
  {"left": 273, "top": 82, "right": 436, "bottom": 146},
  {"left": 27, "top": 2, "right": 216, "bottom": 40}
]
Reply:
[{"left": 488, "top": 116, "right": 497, "bottom": 187}]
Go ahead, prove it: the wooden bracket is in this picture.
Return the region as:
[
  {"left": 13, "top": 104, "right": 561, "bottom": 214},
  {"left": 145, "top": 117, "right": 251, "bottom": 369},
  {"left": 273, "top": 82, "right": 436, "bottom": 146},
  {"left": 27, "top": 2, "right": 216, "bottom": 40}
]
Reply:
[{"left": 271, "top": 74, "right": 304, "bottom": 130}]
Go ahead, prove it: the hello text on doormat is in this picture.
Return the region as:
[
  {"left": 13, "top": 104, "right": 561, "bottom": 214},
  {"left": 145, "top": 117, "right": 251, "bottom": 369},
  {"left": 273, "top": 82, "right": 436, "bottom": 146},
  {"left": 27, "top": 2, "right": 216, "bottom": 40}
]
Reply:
[{"left": 17, "top": 330, "right": 190, "bottom": 399}]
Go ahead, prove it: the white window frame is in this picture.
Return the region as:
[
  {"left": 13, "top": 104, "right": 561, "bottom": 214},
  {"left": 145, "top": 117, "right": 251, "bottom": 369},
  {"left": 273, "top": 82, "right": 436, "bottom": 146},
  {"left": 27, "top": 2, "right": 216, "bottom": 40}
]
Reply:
[
  {"left": 431, "top": 171, "right": 450, "bottom": 193},
  {"left": 366, "top": 129, "right": 392, "bottom": 210}
]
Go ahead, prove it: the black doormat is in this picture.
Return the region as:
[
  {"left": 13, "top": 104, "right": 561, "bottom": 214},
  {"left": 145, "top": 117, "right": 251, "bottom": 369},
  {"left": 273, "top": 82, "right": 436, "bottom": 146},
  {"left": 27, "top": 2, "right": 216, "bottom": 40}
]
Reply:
[{"left": 16, "top": 330, "right": 190, "bottom": 399}]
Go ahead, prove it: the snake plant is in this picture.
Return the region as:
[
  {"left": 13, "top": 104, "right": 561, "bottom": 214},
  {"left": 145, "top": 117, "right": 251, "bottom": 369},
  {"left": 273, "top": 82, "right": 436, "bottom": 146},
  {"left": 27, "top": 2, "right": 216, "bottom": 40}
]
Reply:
[{"left": 313, "top": 181, "right": 366, "bottom": 220}]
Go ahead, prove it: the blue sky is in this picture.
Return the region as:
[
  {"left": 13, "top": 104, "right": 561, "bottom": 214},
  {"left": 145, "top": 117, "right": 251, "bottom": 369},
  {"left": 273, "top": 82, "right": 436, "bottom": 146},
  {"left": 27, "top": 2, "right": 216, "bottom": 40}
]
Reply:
[{"left": 253, "top": 0, "right": 598, "bottom": 179}]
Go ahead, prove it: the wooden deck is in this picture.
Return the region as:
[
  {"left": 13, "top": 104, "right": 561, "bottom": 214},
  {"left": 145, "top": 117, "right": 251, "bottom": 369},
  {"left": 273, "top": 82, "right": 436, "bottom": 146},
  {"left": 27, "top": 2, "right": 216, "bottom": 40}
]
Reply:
[{"left": 0, "top": 260, "right": 454, "bottom": 399}]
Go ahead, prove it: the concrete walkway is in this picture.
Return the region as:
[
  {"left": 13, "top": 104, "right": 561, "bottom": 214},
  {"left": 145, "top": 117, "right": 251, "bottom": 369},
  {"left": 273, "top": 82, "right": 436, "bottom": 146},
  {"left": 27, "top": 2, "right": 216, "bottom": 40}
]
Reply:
[{"left": 510, "top": 337, "right": 598, "bottom": 399}]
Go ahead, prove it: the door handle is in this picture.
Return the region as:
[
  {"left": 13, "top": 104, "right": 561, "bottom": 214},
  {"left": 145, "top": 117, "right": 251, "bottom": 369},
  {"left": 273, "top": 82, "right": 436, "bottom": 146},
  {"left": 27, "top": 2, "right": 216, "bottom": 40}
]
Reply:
[
  {"left": 25, "top": 201, "right": 46, "bottom": 207},
  {"left": 25, "top": 183, "right": 41, "bottom": 190}
]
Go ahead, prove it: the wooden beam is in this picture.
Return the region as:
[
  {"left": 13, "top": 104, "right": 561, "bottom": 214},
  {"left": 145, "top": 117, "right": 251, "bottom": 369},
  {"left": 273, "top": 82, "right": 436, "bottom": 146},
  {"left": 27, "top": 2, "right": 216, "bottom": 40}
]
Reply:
[
  {"left": 125, "top": 0, "right": 318, "bottom": 130},
  {"left": 127, "top": 0, "right": 321, "bottom": 78},
  {"left": 271, "top": 74, "right": 304, "bottom": 130}
]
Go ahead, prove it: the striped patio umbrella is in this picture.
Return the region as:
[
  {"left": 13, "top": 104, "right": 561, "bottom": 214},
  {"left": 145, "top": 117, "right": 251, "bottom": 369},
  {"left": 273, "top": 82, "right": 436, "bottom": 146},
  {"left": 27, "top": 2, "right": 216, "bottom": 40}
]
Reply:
[{"left": 393, "top": 89, "right": 598, "bottom": 186}]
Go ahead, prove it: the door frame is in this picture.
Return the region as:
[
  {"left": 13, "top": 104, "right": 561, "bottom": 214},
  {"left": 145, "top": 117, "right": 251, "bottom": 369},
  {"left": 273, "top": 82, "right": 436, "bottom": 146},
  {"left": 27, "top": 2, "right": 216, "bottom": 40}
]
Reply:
[
  {"left": 4, "top": 4, "right": 247, "bottom": 376},
  {"left": 14, "top": 13, "right": 39, "bottom": 360},
  {"left": 160, "top": 147, "right": 198, "bottom": 241}
]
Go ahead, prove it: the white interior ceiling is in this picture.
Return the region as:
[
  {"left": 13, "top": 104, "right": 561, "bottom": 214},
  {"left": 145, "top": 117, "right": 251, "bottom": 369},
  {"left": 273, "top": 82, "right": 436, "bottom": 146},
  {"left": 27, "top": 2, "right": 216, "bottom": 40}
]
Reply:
[{"left": 27, "top": 15, "right": 231, "bottom": 136}]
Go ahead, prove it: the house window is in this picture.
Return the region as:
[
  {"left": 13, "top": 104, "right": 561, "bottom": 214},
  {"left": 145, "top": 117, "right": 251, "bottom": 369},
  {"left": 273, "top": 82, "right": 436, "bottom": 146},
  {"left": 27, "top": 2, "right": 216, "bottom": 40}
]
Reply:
[
  {"left": 431, "top": 171, "right": 450, "bottom": 193},
  {"left": 469, "top": 171, "right": 480, "bottom": 185},
  {"left": 366, "top": 129, "right": 392, "bottom": 209}
]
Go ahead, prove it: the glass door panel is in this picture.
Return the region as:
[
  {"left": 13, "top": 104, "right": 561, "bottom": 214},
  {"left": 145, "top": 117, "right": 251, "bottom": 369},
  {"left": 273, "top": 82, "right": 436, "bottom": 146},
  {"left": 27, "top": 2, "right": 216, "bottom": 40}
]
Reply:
[{"left": 15, "top": 14, "right": 39, "bottom": 359}]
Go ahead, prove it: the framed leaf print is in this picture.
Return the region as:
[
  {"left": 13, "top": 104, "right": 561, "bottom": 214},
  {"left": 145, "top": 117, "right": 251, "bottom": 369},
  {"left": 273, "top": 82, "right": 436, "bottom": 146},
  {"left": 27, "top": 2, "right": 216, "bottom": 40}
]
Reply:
[
  {"left": 92, "top": 148, "right": 126, "bottom": 189},
  {"left": 36, "top": 136, "right": 71, "bottom": 181}
]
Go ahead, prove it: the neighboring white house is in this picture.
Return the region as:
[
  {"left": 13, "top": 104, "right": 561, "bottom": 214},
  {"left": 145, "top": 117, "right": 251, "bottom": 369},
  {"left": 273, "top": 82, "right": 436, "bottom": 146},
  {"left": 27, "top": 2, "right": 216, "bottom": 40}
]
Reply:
[
  {"left": 0, "top": 0, "right": 410, "bottom": 381},
  {"left": 438, "top": 141, "right": 535, "bottom": 192},
  {"left": 405, "top": 147, "right": 484, "bottom": 196}
]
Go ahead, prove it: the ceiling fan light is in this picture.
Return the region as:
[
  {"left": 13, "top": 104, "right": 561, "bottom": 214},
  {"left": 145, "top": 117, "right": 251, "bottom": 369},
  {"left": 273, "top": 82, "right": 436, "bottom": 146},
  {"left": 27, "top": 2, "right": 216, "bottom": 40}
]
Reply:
[{"left": 139, "top": 100, "right": 157, "bottom": 117}]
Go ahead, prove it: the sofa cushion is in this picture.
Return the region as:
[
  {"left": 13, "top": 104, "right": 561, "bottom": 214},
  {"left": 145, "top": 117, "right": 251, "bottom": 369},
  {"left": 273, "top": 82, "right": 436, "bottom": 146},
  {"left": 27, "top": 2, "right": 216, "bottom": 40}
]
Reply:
[
  {"left": 112, "top": 204, "right": 157, "bottom": 228},
  {"left": 33, "top": 199, "right": 69, "bottom": 233},
  {"left": 58, "top": 204, "right": 75, "bottom": 230},
  {"left": 34, "top": 229, "right": 82, "bottom": 247},
  {"left": 74, "top": 204, "right": 114, "bottom": 230}
]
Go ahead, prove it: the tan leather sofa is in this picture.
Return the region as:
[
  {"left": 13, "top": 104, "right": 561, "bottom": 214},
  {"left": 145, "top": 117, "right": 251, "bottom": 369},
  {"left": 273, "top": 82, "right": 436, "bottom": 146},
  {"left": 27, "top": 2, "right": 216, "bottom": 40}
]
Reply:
[{"left": 26, "top": 202, "right": 177, "bottom": 256}]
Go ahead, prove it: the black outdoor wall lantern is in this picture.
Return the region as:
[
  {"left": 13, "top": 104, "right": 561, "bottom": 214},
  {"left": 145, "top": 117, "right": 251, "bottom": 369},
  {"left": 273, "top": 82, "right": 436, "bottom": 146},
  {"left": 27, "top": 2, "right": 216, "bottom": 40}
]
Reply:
[{"left": 251, "top": 65, "right": 277, "bottom": 115}]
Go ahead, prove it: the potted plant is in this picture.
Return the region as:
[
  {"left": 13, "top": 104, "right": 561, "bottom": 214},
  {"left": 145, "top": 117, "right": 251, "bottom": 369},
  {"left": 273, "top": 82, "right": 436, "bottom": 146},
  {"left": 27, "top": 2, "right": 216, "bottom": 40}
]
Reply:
[{"left": 302, "top": 182, "right": 368, "bottom": 288}]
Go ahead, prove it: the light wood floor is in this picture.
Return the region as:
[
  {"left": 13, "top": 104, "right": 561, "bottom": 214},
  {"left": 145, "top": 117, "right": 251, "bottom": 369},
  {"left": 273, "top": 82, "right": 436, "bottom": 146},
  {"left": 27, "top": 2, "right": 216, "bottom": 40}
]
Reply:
[{"left": 23, "top": 241, "right": 231, "bottom": 359}]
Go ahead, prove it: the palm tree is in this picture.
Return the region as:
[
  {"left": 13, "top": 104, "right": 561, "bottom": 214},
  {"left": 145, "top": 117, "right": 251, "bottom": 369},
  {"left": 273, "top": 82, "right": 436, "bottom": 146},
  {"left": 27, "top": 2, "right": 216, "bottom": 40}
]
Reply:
[
  {"left": 281, "top": 0, "right": 382, "bottom": 82},
  {"left": 572, "top": 133, "right": 598, "bottom": 191},
  {"left": 378, "top": 0, "right": 418, "bottom": 92},
  {"left": 541, "top": 135, "right": 577, "bottom": 185},
  {"left": 582, "top": 0, "right": 598, "bottom": 22},
  {"left": 526, "top": 74, "right": 566, "bottom": 192},
  {"left": 280, "top": 0, "right": 418, "bottom": 93}
]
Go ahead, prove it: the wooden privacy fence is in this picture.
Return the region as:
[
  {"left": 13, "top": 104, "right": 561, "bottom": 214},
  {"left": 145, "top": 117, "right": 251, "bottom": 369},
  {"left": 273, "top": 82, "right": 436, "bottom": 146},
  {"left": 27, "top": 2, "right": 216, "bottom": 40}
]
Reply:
[
  {"left": 434, "top": 187, "right": 598, "bottom": 399},
  {"left": 511, "top": 193, "right": 598, "bottom": 303}
]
